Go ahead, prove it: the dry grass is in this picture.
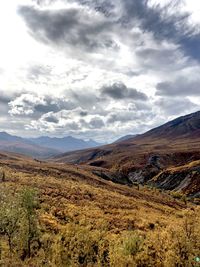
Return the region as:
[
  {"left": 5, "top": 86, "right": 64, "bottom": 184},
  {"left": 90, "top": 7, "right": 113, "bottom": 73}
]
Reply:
[{"left": 0, "top": 155, "right": 199, "bottom": 266}]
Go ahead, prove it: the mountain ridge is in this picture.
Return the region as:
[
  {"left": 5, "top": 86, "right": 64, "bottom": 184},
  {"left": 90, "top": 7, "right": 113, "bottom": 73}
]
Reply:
[
  {"left": 0, "top": 132, "right": 102, "bottom": 158},
  {"left": 138, "top": 110, "right": 200, "bottom": 140},
  {"left": 53, "top": 110, "right": 200, "bottom": 164},
  {"left": 52, "top": 110, "right": 200, "bottom": 196},
  {"left": 30, "top": 135, "right": 102, "bottom": 153}
]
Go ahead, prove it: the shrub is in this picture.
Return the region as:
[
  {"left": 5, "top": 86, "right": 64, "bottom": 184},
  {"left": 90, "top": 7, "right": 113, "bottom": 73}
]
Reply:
[
  {"left": 0, "top": 191, "right": 21, "bottom": 253},
  {"left": 20, "top": 188, "right": 40, "bottom": 259}
]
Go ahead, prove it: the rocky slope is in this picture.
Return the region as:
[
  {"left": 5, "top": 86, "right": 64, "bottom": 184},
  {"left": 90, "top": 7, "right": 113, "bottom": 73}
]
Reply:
[{"left": 149, "top": 160, "right": 200, "bottom": 197}]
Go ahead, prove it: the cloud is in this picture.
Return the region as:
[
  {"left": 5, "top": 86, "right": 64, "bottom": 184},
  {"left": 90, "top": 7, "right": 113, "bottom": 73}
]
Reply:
[
  {"left": 135, "top": 47, "right": 187, "bottom": 72},
  {"left": 0, "top": 0, "right": 199, "bottom": 142},
  {"left": 121, "top": 0, "right": 200, "bottom": 62},
  {"left": 27, "top": 64, "right": 52, "bottom": 80},
  {"left": 0, "top": 94, "right": 12, "bottom": 105},
  {"left": 106, "top": 104, "right": 152, "bottom": 124},
  {"left": 89, "top": 117, "right": 105, "bottom": 129},
  {"left": 155, "top": 97, "right": 198, "bottom": 116},
  {"left": 156, "top": 77, "right": 200, "bottom": 96},
  {"left": 43, "top": 113, "right": 59, "bottom": 123},
  {"left": 26, "top": 108, "right": 106, "bottom": 133},
  {"left": 101, "top": 82, "right": 148, "bottom": 100},
  {"left": 18, "top": 4, "right": 117, "bottom": 53},
  {"left": 25, "top": 107, "right": 152, "bottom": 142},
  {"left": 8, "top": 93, "right": 75, "bottom": 117}
]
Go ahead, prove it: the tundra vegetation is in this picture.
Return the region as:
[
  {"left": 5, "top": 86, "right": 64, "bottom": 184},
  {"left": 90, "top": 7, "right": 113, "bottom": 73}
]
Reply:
[{"left": 0, "top": 165, "right": 199, "bottom": 267}]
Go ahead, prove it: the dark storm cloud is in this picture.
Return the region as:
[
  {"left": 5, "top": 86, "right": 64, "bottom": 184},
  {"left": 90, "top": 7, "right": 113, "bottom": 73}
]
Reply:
[
  {"left": 18, "top": 5, "right": 117, "bottom": 53},
  {"left": 156, "top": 77, "right": 200, "bottom": 96},
  {"left": 101, "top": 82, "right": 148, "bottom": 101}
]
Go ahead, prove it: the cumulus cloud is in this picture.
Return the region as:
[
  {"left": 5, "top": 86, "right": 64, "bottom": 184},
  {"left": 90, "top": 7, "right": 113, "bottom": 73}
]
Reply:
[
  {"left": 8, "top": 93, "right": 75, "bottom": 117},
  {"left": 9, "top": 94, "right": 46, "bottom": 115},
  {"left": 26, "top": 107, "right": 106, "bottom": 133},
  {"left": 101, "top": 82, "right": 148, "bottom": 101}
]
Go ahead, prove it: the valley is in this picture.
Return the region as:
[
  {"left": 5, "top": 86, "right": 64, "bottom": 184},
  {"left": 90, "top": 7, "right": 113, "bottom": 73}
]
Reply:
[
  {"left": 2, "top": 0, "right": 200, "bottom": 265},
  {"left": 0, "top": 111, "right": 200, "bottom": 266},
  {"left": 53, "top": 111, "right": 200, "bottom": 198},
  {"left": 0, "top": 151, "right": 199, "bottom": 266}
]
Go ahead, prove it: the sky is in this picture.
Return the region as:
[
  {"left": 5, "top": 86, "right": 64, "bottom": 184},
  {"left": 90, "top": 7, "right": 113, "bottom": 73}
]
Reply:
[{"left": 0, "top": 0, "right": 200, "bottom": 142}]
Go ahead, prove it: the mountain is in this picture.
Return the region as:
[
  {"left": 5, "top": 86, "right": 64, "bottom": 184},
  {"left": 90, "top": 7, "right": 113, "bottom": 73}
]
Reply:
[
  {"left": 30, "top": 136, "right": 102, "bottom": 152},
  {"left": 0, "top": 132, "right": 59, "bottom": 158},
  {"left": 0, "top": 132, "right": 102, "bottom": 158},
  {"left": 53, "top": 111, "right": 200, "bottom": 196},
  {"left": 54, "top": 110, "right": 200, "bottom": 163},
  {"left": 114, "top": 134, "right": 137, "bottom": 143},
  {"left": 0, "top": 131, "right": 27, "bottom": 142},
  {"left": 141, "top": 110, "right": 200, "bottom": 140}
]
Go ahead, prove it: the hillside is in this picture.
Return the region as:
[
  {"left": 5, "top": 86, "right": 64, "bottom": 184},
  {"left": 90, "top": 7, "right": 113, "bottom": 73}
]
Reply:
[
  {"left": 53, "top": 111, "right": 200, "bottom": 197},
  {"left": 0, "top": 151, "right": 199, "bottom": 266},
  {"left": 114, "top": 134, "right": 137, "bottom": 143},
  {"left": 141, "top": 111, "right": 200, "bottom": 140}
]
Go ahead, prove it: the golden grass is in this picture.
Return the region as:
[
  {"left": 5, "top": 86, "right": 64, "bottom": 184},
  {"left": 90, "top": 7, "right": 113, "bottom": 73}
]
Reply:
[{"left": 0, "top": 156, "right": 199, "bottom": 266}]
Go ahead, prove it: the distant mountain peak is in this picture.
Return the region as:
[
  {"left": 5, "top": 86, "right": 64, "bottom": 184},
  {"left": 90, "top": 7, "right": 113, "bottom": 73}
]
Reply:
[
  {"left": 29, "top": 135, "right": 103, "bottom": 153},
  {"left": 0, "top": 132, "right": 103, "bottom": 158}
]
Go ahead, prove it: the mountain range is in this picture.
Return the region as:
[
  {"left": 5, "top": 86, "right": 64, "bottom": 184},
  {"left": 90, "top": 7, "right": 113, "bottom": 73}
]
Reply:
[
  {"left": 1, "top": 110, "right": 200, "bottom": 197},
  {"left": 0, "top": 132, "right": 102, "bottom": 158}
]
